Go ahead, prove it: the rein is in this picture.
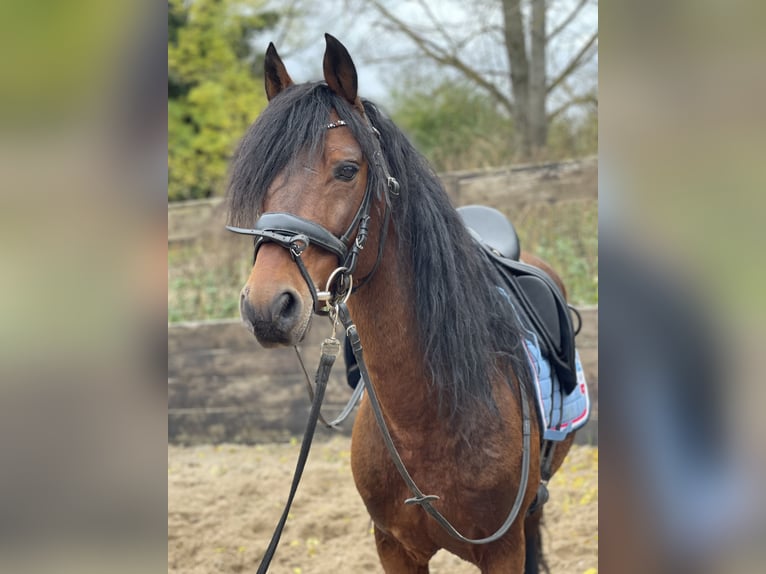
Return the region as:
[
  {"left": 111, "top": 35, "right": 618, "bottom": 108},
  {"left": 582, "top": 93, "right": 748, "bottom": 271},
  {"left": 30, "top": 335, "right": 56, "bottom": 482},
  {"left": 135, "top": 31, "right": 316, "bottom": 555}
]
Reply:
[
  {"left": 294, "top": 344, "right": 364, "bottom": 428},
  {"left": 255, "top": 334, "right": 340, "bottom": 574},
  {"left": 339, "top": 303, "right": 533, "bottom": 545}
]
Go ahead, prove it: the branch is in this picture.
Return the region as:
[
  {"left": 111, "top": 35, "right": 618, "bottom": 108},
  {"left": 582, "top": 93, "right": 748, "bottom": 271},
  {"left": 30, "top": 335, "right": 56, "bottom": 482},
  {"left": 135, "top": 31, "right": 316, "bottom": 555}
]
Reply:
[
  {"left": 455, "top": 23, "right": 504, "bottom": 50},
  {"left": 415, "top": 0, "right": 454, "bottom": 48},
  {"left": 547, "top": 0, "right": 590, "bottom": 42},
  {"left": 370, "top": 0, "right": 514, "bottom": 114},
  {"left": 273, "top": 0, "right": 303, "bottom": 47},
  {"left": 362, "top": 52, "right": 422, "bottom": 65},
  {"left": 547, "top": 93, "right": 598, "bottom": 121},
  {"left": 480, "top": 68, "right": 514, "bottom": 77},
  {"left": 546, "top": 30, "right": 598, "bottom": 94}
]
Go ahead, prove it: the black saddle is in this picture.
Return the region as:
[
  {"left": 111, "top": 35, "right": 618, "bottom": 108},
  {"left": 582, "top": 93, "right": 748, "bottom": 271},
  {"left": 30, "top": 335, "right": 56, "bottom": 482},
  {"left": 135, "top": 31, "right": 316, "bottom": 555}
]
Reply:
[
  {"left": 456, "top": 205, "right": 579, "bottom": 395},
  {"left": 458, "top": 204, "right": 521, "bottom": 261}
]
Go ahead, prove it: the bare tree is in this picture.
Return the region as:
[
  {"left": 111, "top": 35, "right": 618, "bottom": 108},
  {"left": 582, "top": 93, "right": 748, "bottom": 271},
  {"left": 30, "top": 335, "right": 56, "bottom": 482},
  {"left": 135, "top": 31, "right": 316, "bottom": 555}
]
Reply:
[{"left": 363, "top": 0, "right": 597, "bottom": 159}]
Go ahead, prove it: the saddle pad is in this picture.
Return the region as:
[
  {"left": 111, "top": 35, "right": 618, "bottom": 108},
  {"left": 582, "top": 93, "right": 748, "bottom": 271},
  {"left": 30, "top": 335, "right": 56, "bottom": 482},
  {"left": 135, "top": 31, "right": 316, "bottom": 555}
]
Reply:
[
  {"left": 524, "top": 331, "right": 590, "bottom": 441},
  {"left": 498, "top": 285, "right": 589, "bottom": 441}
]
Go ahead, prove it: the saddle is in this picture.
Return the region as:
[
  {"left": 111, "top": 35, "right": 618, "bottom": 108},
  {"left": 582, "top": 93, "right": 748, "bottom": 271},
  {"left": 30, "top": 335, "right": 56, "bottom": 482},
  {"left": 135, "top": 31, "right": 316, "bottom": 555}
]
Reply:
[{"left": 457, "top": 205, "right": 579, "bottom": 395}]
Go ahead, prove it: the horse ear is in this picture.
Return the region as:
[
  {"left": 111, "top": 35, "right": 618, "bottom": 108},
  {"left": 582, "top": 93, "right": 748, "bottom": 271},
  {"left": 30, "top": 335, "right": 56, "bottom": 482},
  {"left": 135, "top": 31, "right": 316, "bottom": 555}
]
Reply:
[
  {"left": 264, "top": 42, "right": 294, "bottom": 101},
  {"left": 323, "top": 34, "right": 364, "bottom": 113}
]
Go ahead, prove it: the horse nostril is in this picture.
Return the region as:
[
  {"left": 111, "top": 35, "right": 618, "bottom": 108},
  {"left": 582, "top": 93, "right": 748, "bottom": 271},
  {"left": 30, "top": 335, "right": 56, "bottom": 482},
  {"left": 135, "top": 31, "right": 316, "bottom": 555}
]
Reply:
[
  {"left": 272, "top": 290, "right": 300, "bottom": 321},
  {"left": 240, "top": 287, "right": 304, "bottom": 345}
]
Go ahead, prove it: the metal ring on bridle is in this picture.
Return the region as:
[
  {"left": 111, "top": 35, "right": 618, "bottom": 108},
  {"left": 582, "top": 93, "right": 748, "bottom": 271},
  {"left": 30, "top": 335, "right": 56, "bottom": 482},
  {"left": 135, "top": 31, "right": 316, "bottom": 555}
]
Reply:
[{"left": 324, "top": 266, "right": 353, "bottom": 304}]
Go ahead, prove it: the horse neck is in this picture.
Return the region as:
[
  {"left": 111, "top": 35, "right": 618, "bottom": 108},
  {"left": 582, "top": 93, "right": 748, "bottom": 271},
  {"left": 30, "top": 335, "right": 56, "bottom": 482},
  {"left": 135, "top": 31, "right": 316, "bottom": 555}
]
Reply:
[{"left": 346, "top": 224, "right": 438, "bottom": 425}]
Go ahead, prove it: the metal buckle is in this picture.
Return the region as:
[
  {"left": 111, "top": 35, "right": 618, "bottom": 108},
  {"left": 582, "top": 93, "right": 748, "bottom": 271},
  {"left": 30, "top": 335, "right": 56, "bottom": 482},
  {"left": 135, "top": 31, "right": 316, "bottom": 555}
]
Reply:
[
  {"left": 290, "top": 235, "right": 309, "bottom": 256},
  {"left": 387, "top": 176, "right": 400, "bottom": 196}
]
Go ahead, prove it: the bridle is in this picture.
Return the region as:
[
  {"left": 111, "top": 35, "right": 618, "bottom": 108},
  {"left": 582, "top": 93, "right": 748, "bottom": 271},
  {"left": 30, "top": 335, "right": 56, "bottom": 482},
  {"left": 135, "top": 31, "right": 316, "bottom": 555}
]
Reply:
[{"left": 226, "top": 117, "right": 400, "bottom": 314}]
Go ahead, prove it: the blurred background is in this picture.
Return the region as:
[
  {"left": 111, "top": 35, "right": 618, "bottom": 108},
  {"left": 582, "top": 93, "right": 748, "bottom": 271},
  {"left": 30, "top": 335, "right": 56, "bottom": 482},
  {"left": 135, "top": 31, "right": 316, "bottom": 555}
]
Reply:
[
  {"left": 600, "top": 1, "right": 766, "bottom": 572},
  {"left": 0, "top": 0, "right": 168, "bottom": 572},
  {"left": 0, "top": 0, "right": 763, "bottom": 572}
]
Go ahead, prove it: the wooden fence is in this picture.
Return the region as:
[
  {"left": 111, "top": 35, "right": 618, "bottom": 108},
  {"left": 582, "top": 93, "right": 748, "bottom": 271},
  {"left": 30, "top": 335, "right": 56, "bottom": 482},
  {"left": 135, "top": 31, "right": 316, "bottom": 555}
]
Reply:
[
  {"left": 168, "top": 307, "right": 598, "bottom": 446},
  {"left": 168, "top": 156, "right": 598, "bottom": 445},
  {"left": 168, "top": 157, "right": 597, "bottom": 243}
]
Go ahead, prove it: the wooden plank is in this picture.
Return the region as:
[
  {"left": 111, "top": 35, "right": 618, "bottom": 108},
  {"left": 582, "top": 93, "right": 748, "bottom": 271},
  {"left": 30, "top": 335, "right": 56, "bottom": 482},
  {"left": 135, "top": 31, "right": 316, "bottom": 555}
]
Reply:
[
  {"left": 168, "top": 306, "right": 598, "bottom": 444},
  {"left": 168, "top": 198, "right": 223, "bottom": 242}
]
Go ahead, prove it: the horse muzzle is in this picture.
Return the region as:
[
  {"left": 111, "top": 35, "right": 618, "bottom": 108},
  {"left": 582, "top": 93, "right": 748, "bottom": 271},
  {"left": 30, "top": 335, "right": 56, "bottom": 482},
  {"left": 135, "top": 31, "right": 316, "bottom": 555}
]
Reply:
[{"left": 240, "top": 284, "right": 311, "bottom": 347}]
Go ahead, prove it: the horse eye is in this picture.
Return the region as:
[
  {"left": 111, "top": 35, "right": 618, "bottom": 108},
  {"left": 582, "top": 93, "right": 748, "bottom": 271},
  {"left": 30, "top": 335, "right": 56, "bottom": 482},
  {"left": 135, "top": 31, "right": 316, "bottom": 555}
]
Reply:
[{"left": 335, "top": 164, "right": 359, "bottom": 181}]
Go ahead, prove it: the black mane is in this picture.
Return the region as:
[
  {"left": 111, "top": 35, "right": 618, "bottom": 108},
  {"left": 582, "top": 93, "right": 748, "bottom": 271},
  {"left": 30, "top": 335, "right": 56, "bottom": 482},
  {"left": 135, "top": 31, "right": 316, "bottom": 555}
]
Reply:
[
  {"left": 227, "top": 83, "right": 531, "bottom": 421},
  {"left": 227, "top": 83, "right": 388, "bottom": 227}
]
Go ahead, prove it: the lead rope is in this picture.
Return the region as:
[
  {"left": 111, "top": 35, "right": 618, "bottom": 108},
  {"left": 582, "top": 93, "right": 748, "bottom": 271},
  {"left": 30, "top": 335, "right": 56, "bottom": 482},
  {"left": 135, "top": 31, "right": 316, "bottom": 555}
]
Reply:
[
  {"left": 255, "top": 335, "right": 340, "bottom": 574},
  {"left": 336, "top": 302, "right": 533, "bottom": 545}
]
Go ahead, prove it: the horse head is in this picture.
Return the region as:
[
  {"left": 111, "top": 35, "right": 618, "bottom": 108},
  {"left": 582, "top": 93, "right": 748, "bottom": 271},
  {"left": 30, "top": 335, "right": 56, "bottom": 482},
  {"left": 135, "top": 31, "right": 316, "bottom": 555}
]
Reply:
[{"left": 232, "top": 35, "right": 383, "bottom": 347}]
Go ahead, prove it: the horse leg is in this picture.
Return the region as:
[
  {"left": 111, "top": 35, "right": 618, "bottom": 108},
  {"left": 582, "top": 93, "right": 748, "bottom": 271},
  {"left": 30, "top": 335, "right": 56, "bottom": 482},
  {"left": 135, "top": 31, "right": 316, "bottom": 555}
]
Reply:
[
  {"left": 373, "top": 525, "right": 430, "bottom": 574},
  {"left": 479, "top": 545, "right": 526, "bottom": 573},
  {"left": 519, "top": 433, "right": 577, "bottom": 574},
  {"left": 477, "top": 526, "right": 527, "bottom": 573}
]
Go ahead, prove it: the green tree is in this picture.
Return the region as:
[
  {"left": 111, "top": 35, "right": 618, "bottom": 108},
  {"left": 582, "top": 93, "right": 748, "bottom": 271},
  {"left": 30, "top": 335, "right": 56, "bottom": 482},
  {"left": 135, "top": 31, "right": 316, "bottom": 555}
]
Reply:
[
  {"left": 390, "top": 80, "right": 515, "bottom": 171},
  {"left": 390, "top": 77, "right": 596, "bottom": 171},
  {"left": 168, "top": 0, "right": 278, "bottom": 200},
  {"left": 547, "top": 96, "right": 597, "bottom": 159}
]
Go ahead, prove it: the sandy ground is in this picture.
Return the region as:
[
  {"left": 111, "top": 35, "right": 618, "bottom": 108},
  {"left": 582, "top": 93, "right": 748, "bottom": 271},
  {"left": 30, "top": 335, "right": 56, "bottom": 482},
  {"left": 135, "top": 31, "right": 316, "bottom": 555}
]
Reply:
[{"left": 168, "top": 437, "right": 597, "bottom": 573}]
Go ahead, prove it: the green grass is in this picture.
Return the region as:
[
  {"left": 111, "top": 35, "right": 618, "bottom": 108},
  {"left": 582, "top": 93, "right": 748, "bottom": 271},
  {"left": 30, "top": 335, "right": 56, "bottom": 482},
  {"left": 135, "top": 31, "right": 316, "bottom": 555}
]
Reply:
[
  {"left": 168, "top": 241, "right": 250, "bottom": 323},
  {"left": 168, "top": 199, "right": 597, "bottom": 322},
  {"left": 515, "top": 199, "right": 598, "bottom": 306}
]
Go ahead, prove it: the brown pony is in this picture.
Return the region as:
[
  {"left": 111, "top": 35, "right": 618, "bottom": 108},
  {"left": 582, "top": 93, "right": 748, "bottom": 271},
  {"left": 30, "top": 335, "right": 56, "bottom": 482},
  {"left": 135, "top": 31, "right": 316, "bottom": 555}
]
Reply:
[{"left": 227, "top": 34, "right": 575, "bottom": 573}]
